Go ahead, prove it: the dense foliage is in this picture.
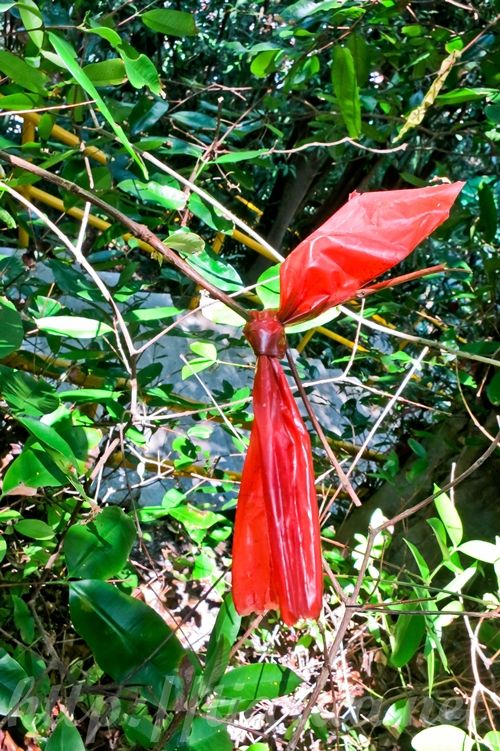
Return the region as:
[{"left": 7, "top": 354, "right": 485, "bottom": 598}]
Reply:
[{"left": 0, "top": 1, "right": 498, "bottom": 749}]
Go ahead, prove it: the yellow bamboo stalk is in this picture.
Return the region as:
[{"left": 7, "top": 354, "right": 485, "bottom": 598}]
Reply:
[
  {"left": 21, "top": 111, "right": 108, "bottom": 165},
  {"left": 18, "top": 119, "right": 36, "bottom": 248}
]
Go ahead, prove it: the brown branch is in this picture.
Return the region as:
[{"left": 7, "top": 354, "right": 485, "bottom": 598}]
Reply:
[
  {"left": 286, "top": 348, "right": 362, "bottom": 508},
  {"left": 0, "top": 149, "right": 250, "bottom": 321}
]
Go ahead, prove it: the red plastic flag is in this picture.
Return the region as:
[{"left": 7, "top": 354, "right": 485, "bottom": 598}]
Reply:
[{"left": 232, "top": 182, "right": 464, "bottom": 626}]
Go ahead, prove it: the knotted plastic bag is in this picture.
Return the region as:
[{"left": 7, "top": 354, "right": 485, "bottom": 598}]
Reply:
[{"left": 232, "top": 182, "right": 464, "bottom": 626}]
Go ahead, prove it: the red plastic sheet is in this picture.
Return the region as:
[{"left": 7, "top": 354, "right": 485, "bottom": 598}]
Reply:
[{"left": 232, "top": 182, "right": 464, "bottom": 626}]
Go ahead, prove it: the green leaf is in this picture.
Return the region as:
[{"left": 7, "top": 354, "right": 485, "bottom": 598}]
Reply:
[
  {"left": 382, "top": 698, "right": 411, "bottom": 739},
  {"left": 458, "top": 540, "right": 499, "bottom": 564},
  {"left": 433, "top": 484, "right": 463, "bottom": 546},
  {"left": 0, "top": 50, "right": 47, "bottom": 94},
  {"left": 484, "top": 731, "right": 500, "bottom": 751},
  {"left": 47, "top": 33, "right": 146, "bottom": 176},
  {"left": 16, "top": 415, "right": 78, "bottom": 466},
  {"left": 201, "top": 300, "right": 246, "bottom": 327},
  {"left": 187, "top": 193, "right": 233, "bottom": 233},
  {"left": 124, "top": 306, "right": 180, "bottom": 323},
  {"left": 331, "top": 46, "right": 361, "bottom": 138},
  {"left": 0, "top": 366, "right": 59, "bottom": 416},
  {"left": 69, "top": 579, "right": 189, "bottom": 705},
  {"left": 166, "top": 229, "right": 205, "bottom": 255},
  {"left": 11, "top": 595, "right": 34, "bottom": 643},
  {"left": 2, "top": 444, "right": 68, "bottom": 493},
  {"left": 201, "top": 595, "right": 241, "bottom": 695},
  {"left": 118, "top": 42, "right": 162, "bottom": 95},
  {"left": 59, "top": 388, "right": 123, "bottom": 403},
  {"left": 45, "top": 715, "right": 85, "bottom": 751},
  {"left": 168, "top": 504, "right": 224, "bottom": 543},
  {"left": 186, "top": 716, "right": 232, "bottom": 751},
  {"left": 286, "top": 307, "right": 340, "bottom": 334},
  {"left": 64, "top": 507, "right": 136, "bottom": 579},
  {"left": 36, "top": 315, "right": 113, "bottom": 338},
  {"left": 214, "top": 149, "right": 270, "bottom": 164},
  {"left": 255, "top": 264, "right": 281, "bottom": 308},
  {"left": 486, "top": 371, "right": 500, "bottom": 405},
  {"left": 14, "top": 519, "right": 55, "bottom": 540},
  {"left": 0, "top": 649, "right": 31, "bottom": 715},
  {"left": 0, "top": 296, "right": 23, "bottom": 358},
  {"left": 435, "top": 87, "right": 498, "bottom": 105},
  {"left": 16, "top": 0, "right": 44, "bottom": 48},
  {"left": 390, "top": 609, "right": 425, "bottom": 667},
  {"left": 141, "top": 9, "right": 197, "bottom": 37},
  {"left": 118, "top": 178, "right": 186, "bottom": 210},
  {"left": 250, "top": 49, "right": 280, "bottom": 78},
  {"left": 210, "top": 664, "right": 302, "bottom": 715},
  {"left": 411, "top": 725, "right": 474, "bottom": 751},
  {"left": 0, "top": 207, "right": 16, "bottom": 228},
  {"left": 0, "top": 537, "right": 6, "bottom": 563},
  {"left": 83, "top": 59, "right": 127, "bottom": 86},
  {"left": 346, "top": 32, "right": 370, "bottom": 86},
  {"left": 478, "top": 182, "right": 497, "bottom": 242},
  {"left": 185, "top": 249, "right": 243, "bottom": 293}
]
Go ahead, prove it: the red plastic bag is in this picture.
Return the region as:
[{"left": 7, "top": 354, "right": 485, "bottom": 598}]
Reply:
[{"left": 233, "top": 182, "right": 464, "bottom": 625}]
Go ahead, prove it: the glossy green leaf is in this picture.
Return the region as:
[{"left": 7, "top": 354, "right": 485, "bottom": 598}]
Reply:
[
  {"left": 286, "top": 306, "right": 340, "bottom": 334},
  {"left": 433, "top": 484, "right": 463, "bottom": 546},
  {"left": 0, "top": 366, "right": 59, "bottom": 416},
  {"left": 201, "top": 300, "right": 246, "bottom": 327},
  {"left": 118, "top": 178, "right": 186, "bottom": 210},
  {"left": 214, "top": 149, "right": 270, "bottom": 164},
  {"left": 59, "top": 388, "right": 123, "bottom": 403},
  {"left": 141, "top": 9, "right": 197, "bottom": 37},
  {"left": 118, "top": 42, "right": 162, "bottom": 95},
  {"left": 64, "top": 507, "right": 136, "bottom": 579},
  {"left": 16, "top": 0, "right": 44, "bottom": 48},
  {"left": 484, "top": 731, "right": 500, "bottom": 751},
  {"left": 435, "top": 87, "right": 498, "bottom": 105},
  {"left": 48, "top": 33, "right": 146, "bottom": 176},
  {"left": 2, "top": 444, "right": 68, "bottom": 493},
  {"left": 390, "top": 609, "right": 425, "bottom": 667},
  {"left": 282, "top": 0, "right": 339, "bottom": 20},
  {"left": 69, "top": 579, "right": 188, "bottom": 706},
  {"left": 124, "top": 306, "right": 179, "bottom": 323},
  {"left": 210, "top": 663, "right": 302, "bottom": 715},
  {"left": 411, "top": 725, "right": 473, "bottom": 751},
  {"left": 166, "top": 229, "right": 205, "bottom": 255},
  {"left": 331, "top": 46, "right": 361, "bottom": 138},
  {"left": 83, "top": 59, "right": 127, "bottom": 86},
  {"left": 255, "top": 264, "right": 281, "bottom": 308},
  {"left": 185, "top": 249, "right": 243, "bottom": 293},
  {"left": 14, "top": 518, "right": 55, "bottom": 540},
  {"left": 187, "top": 193, "right": 233, "bottom": 233},
  {"left": 0, "top": 296, "right": 23, "bottom": 358},
  {"left": 0, "top": 49, "right": 46, "bottom": 93},
  {"left": 382, "top": 698, "right": 410, "bottom": 738},
  {"left": 45, "top": 715, "right": 85, "bottom": 751},
  {"left": 0, "top": 537, "right": 6, "bottom": 563},
  {"left": 36, "top": 315, "right": 113, "bottom": 339},
  {"left": 458, "top": 540, "right": 499, "bottom": 564},
  {"left": 16, "top": 416, "right": 78, "bottom": 466},
  {"left": 168, "top": 504, "right": 224, "bottom": 543},
  {"left": 0, "top": 649, "right": 31, "bottom": 715},
  {"left": 201, "top": 595, "right": 241, "bottom": 694},
  {"left": 250, "top": 50, "right": 280, "bottom": 78},
  {"left": 187, "top": 716, "right": 232, "bottom": 751}
]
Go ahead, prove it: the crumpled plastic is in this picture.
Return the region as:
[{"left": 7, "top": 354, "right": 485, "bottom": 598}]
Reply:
[{"left": 232, "top": 182, "right": 464, "bottom": 626}]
